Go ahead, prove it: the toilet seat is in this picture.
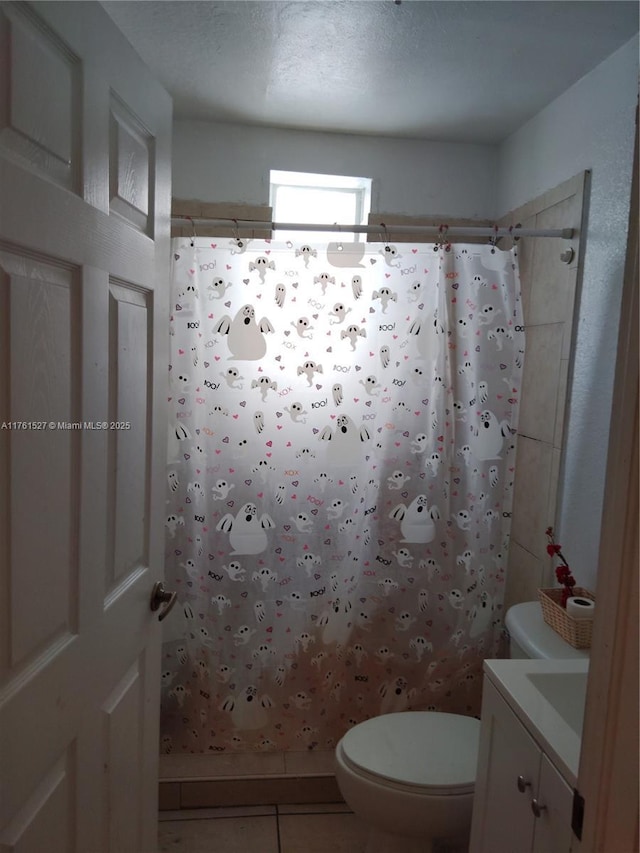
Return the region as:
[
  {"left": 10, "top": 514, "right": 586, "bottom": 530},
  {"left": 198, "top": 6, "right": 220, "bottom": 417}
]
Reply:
[{"left": 338, "top": 712, "right": 480, "bottom": 796}]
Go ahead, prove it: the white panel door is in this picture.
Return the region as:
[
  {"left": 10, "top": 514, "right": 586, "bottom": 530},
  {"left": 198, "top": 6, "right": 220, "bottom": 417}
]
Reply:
[{"left": 0, "top": 2, "right": 172, "bottom": 851}]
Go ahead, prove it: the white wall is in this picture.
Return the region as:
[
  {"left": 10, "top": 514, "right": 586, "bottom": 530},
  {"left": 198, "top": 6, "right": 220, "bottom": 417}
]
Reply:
[
  {"left": 172, "top": 120, "right": 497, "bottom": 218},
  {"left": 497, "top": 37, "right": 638, "bottom": 593}
]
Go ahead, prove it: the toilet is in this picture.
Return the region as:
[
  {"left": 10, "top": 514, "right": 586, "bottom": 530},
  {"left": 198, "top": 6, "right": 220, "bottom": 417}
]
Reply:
[
  {"left": 505, "top": 601, "right": 589, "bottom": 661},
  {"left": 335, "top": 601, "right": 589, "bottom": 852}
]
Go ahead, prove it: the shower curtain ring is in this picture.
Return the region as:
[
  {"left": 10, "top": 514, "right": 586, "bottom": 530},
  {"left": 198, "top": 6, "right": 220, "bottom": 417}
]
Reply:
[
  {"left": 379, "top": 221, "right": 392, "bottom": 252},
  {"left": 436, "top": 223, "right": 450, "bottom": 253},
  {"left": 507, "top": 224, "right": 522, "bottom": 251},
  {"left": 489, "top": 224, "right": 500, "bottom": 254},
  {"left": 231, "top": 218, "right": 243, "bottom": 251},
  {"left": 186, "top": 215, "right": 196, "bottom": 247},
  {"left": 335, "top": 223, "right": 344, "bottom": 252}
]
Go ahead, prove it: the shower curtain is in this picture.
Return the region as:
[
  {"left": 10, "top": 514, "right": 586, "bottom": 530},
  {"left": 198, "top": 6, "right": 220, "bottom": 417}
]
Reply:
[{"left": 160, "top": 235, "right": 524, "bottom": 754}]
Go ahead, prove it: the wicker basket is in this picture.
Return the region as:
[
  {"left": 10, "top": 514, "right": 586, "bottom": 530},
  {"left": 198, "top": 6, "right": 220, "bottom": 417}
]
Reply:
[{"left": 538, "top": 587, "right": 595, "bottom": 649}]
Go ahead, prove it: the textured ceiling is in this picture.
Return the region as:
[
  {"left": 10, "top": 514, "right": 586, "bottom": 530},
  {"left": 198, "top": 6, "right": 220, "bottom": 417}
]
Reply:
[{"left": 102, "top": 1, "right": 639, "bottom": 143}]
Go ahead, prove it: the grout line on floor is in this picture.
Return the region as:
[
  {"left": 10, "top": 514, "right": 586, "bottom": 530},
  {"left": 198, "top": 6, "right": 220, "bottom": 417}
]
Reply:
[
  {"left": 159, "top": 805, "right": 278, "bottom": 821},
  {"left": 160, "top": 804, "right": 352, "bottom": 820},
  {"left": 276, "top": 808, "right": 282, "bottom": 853},
  {"left": 163, "top": 814, "right": 278, "bottom": 823},
  {"left": 276, "top": 805, "right": 353, "bottom": 816},
  {"left": 162, "top": 813, "right": 278, "bottom": 822},
  {"left": 161, "top": 771, "right": 336, "bottom": 783}
]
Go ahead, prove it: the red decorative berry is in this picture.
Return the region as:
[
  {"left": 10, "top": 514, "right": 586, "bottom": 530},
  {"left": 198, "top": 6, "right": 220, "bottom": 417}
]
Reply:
[{"left": 546, "top": 527, "right": 577, "bottom": 608}]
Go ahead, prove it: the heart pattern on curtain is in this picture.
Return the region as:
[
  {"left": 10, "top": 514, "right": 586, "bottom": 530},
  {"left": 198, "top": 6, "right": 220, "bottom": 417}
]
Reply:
[{"left": 160, "top": 237, "right": 524, "bottom": 754}]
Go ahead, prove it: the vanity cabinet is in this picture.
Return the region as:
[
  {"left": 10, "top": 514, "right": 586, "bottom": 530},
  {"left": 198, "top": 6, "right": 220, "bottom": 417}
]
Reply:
[{"left": 470, "top": 677, "right": 574, "bottom": 853}]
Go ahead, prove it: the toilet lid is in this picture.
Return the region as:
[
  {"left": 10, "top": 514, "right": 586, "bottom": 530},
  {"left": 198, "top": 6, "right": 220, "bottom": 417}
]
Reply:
[{"left": 339, "top": 712, "right": 480, "bottom": 794}]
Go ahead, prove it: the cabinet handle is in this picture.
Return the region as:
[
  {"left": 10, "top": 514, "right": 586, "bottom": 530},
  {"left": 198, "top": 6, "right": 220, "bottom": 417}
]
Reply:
[
  {"left": 531, "top": 799, "right": 547, "bottom": 818},
  {"left": 517, "top": 775, "right": 532, "bottom": 793}
]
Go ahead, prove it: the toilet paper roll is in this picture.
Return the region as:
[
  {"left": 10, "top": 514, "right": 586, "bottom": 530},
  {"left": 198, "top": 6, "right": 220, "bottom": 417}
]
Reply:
[{"left": 566, "top": 596, "right": 595, "bottom": 620}]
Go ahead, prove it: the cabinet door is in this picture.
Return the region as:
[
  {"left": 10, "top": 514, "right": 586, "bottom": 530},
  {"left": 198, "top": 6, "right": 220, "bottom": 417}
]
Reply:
[
  {"left": 470, "top": 680, "right": 540, "bottom": 853},
  {"left": 532, "top": 753, "right": 574, "bottom": 853}
]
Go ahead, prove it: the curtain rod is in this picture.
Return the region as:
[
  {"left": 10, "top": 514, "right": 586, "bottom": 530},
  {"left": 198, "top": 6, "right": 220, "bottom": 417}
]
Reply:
[{"left": 171, "top": 216, "right": 573, "bottom": 240}]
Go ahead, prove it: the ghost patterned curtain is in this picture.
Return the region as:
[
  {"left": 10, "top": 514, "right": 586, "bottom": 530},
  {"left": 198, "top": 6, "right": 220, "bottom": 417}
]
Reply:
[{"left": 161, "top": 238, "right": 523, "bottom": 754}]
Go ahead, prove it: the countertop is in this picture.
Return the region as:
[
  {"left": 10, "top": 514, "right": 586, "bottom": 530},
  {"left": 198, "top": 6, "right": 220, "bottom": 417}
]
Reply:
[{"left": 483, "top": 658, "right": 589, "bottom": 787}]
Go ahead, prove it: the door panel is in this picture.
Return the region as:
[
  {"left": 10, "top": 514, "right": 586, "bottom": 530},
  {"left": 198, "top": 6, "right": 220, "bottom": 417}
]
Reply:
[
  {"left": 107, "top": 282, "right": 151, "bottom": 593},
  {"left": 1, "top": 747, "right": 76, "bottom": 853},
  {"left": 0, "top": 4, "right": 81, "bottom": 192},
  {"left": 0, "top": 2, "right": 171, "bottom": 850},
  {"left": 102, "top": 657, "right": 145, "bottom": 853},
  {"left": 109, "top": 95, "right": 154, "bottom": 235},
  {"left": 1, "top": 250, "right": 79, "bottom": 669}
]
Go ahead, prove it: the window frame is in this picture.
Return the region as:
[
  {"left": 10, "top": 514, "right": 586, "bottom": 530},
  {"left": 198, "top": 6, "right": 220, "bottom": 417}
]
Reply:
[{"left": 269, "top": 170, "right": 372, "bottom": 242}]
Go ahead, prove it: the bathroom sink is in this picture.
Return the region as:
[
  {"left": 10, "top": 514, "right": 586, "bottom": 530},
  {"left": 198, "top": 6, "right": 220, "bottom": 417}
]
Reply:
[
  {"left": 526, "top": 671, "right": 588, "bottom": 736},
  {"left": 483, "top": 658, "right": 589, "bottom": 786}
]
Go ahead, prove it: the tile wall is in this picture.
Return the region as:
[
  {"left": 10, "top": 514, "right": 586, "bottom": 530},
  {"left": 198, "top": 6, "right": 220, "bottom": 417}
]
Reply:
[{"left": 498, "top": 173, "right": 588, "bottom": 607}]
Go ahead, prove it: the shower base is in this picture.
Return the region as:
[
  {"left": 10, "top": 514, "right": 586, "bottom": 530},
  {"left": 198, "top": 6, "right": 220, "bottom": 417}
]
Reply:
[{"left": 159, "top": 749, "right": 341, "bottom": 811}]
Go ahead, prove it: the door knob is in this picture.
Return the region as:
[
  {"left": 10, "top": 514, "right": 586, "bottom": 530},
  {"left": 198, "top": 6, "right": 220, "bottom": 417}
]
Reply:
[{"left": 150, "top": 581, "right": 177, "bottom": 622}]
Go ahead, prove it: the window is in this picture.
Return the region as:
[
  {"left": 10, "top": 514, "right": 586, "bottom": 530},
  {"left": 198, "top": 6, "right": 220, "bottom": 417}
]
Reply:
[{"left": 269, "top": 170, "right": 372, "bottom": 242}]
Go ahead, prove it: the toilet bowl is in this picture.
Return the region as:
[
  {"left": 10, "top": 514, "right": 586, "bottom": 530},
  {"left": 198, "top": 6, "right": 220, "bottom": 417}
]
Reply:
[
  {"left": 335, "top": 601, "right": 589, "bottom": 851},
  {"left": 335, "top": 711, "right": 480, "bottom": 852}
]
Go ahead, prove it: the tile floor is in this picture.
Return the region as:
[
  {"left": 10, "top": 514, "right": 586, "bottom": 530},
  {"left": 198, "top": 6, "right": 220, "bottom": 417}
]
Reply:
[{"left": 158, "top": 803, "right": 371, "bottom": 853}]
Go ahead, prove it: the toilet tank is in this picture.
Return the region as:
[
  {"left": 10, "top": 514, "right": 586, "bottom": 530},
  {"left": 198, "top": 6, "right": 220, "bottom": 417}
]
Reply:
[{"left": 505, "top": 602, "right": 589, "bottom": 660}]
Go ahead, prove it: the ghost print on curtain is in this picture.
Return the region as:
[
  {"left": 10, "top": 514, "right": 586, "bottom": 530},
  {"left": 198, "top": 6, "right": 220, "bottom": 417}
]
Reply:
[{"left": 160, "top": 236, "right": 524, "bottom": 755}]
